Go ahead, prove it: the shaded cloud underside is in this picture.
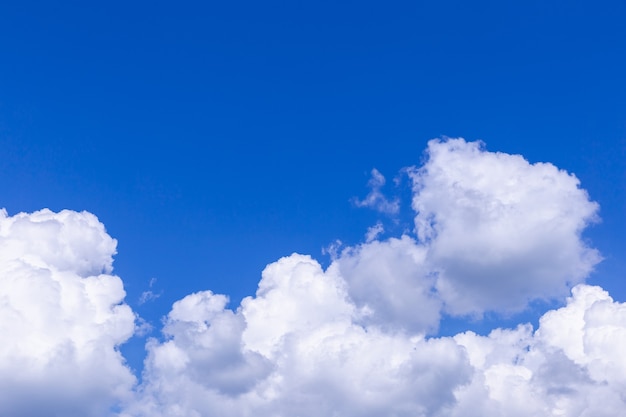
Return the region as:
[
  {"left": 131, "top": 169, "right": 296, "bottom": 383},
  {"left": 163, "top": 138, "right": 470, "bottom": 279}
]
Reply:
[{"left": 1, "top": 138, "right": 621, "bottom": 417}]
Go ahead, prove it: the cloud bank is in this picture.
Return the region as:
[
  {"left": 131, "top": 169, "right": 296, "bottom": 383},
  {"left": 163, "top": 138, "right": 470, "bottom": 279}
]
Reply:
[{"left": 1, "top": 138, "right": 622, "bottom": 417}]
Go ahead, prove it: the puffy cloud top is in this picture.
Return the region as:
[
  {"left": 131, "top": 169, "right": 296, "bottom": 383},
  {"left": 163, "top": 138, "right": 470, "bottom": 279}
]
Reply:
[
  {"left": 335, "top": 235, "right": 442, "bottom": 333},
  {"left": 408, "top": 138, "right": 601, "bottom": 315},
  {"left": 454, "top": 284, "right": 626, "bottom": 417},
  {"left": 0, "top": 209, "right": 135, "bottom": 417},
  {"left": 127, "top": 254, "right": 472, "bottom": 417},
  {"left": 0, "top": 208, "right": 117, "bottom": 276}
]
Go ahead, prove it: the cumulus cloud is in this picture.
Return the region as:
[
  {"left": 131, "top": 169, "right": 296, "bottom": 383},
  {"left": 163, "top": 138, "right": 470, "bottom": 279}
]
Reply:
[
  {"left": 124, "top": 254, "right": 471, "bottom": 417},
  {"left": 335, "top": 235, "right": 442, "bottom": 334},
  {"left": 0, "top": 209, "right": 136, "bottom": 417},
  {"left": 126, "top": 272, "right": 626, "bottom": 417},
  {"left": 122, "top": 138, "right": 610, "bottom": 416},
  {"left": 1, "top": 138, "right": 621, "bottom": 417},
  {"left": 322, "top": 138, "right": 601, "bottom": 335},
  {"left": 408, "top": 138, "right": 601, "bottom": 315},
  {"left": 452, "top": 284, "right": 626, "bottom": 417},
  {"left": 353, "top": 168, "right": 400, "bottom": 215}
]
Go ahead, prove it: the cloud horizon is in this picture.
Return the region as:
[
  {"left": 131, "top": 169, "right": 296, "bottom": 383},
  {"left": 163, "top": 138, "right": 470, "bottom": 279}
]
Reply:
[{"left": 1, "top": 138, "right": 623, "bottom": 417}]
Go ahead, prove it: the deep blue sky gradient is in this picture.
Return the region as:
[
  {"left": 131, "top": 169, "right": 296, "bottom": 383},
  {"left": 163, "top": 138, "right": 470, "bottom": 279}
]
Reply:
[{"left": 1, "top": 0, "right": 625, "bottom": 373}]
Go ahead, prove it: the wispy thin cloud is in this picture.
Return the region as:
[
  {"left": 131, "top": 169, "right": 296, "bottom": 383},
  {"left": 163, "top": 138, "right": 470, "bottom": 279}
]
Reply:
[
  {"left": 365, "top": 221, "right": 384, "bottom": 242},
  {"left": 138, "top": 277, "right": 162, "bottom": 305},
  {"left": 352, "top": 168, "right": 400, "bottom": 215}
]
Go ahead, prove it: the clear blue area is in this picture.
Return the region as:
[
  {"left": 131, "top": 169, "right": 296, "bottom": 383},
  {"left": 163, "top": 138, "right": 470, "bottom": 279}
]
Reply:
[{"left": 1, "top": 0, "right": 625, "bottom": 374}]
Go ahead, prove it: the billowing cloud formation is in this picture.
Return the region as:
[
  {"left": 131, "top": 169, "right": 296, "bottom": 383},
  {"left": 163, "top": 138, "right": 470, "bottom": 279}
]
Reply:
[
  {"left": 126, "top": 265, "right": 626, "bottom": 417},
  {"left": 0, "top": 138, "right": 621, "bottom": 417},
  {"left": 330, "top": 138, "right": 601, "bottom": 335},
  {"left": 453, "top": 284, "right": 626, "bottom": 416},
  {"left": 336, "top": 235, "right": 442, "bottom": 333},
  {"left": 408, "top": 139, "right": 601, "bottom": 315},
  {"left": 124, "top": 255, "right": 471, "bottom": 417},
  {"left": 0, "top": 209, "right": 136, "bottom": 417}
]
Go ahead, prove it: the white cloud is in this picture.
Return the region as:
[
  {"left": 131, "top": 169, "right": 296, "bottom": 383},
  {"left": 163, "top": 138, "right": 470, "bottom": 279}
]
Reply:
[
  {"left": 121, "top": 139, "right": 610, "bottom": 416},
  {"left": 353, "top": 168, "right": 400, "bottom": 215},
  {"left": 334, "top": 235, "right": 442, "bottom": 334},
  {"left": 1, "top": 138, "right": 621, "bottom": 417},
  {"left": 452, "top": 284, "right": 626, "bottom": 417},
  {"left": 408, "top": 138, "right": 601, "bottom": 315},
  {"left": 365, "top": 221, "right": 384, "bottom": 242},
  {"left": 138, "top": 278, "right": 161, "bottom": 305},
  {"left": 0, "top": 208, "right": 136, "bottom": 417},
  {"left": 125, "top": 254, "right": 471, "bottom": 417},
  {"left": 127, "top": 270, "right": 626, "bottom": 417}
]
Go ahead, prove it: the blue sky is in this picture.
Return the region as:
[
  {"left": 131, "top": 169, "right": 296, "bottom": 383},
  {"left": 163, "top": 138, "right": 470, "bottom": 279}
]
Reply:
[{"left": 1, "top": 1, "right": 626, "bottom": 416}]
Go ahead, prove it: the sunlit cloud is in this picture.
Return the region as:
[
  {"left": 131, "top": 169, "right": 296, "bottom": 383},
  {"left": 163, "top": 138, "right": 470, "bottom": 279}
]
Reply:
[{"left": 0, "top": 139, "right": 621, "bottom": 417}]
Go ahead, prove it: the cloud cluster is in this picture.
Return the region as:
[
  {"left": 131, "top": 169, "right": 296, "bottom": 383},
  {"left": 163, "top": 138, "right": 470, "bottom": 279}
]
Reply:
[
  {"left": 126, "top": 268, "right": 626, "bottom": 417},
  {"left": 453, "top": 284, "right": 626, "bottom": 417},
  {"left": 1, "top": 138, "right": 622, "bottom": 417},
  {"left": 0, "top": 209, "right": 136, "bottom": 417},
  {"left": 124, "top": 254, "right": 471, "bottom": 417}
]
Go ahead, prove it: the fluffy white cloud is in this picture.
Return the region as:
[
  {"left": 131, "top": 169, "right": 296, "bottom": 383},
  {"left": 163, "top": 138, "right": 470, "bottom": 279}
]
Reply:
[
  {"left": 327, "top": 138, "right": 601, "bottom": 335},
  {"left": 125, "top": 254, "right": 471, "bottom": 417},
  {"left": 335, "top": 235, "right": 442, "bottom": 334},
  {"left": 121, "top": 138, "right": 616, "bottom": 416},
  {"left": 0, "top": 209, "right": 136, "bottom": 417},
  {"left": 408, "top": 138, "right": 601, "bottom": 315},
  {"left": 452, "top": 284, "right": 626, "bottom": 417},
  {"left": 124, "top": 290, "right": 272, "bottom": 417},
  {"left": 1, "top": 138, "right": 621, "bottom": 417}
]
